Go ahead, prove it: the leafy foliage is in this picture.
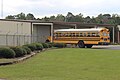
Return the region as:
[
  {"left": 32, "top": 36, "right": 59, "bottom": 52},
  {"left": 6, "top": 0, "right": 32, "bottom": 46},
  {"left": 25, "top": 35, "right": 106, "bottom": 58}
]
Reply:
[
  {"left": 15, "top": 12, "right": 26, "bottom": 20},
  {"left": 21, "top": 47, "right": 27, "bottom": 55},
  {"left": 32, "top": 43, "right": 43, "bottom": 50},
  {"left": 22, "top": 46, "right": 31, "bottom": 54},
  {"left": 23, "top": 44, "right": 37, "bottom": 51},
  {"left": 41, "top": 43, "right": 49, "bottom": 48},
  {"left": 6, "top": 15, "right": 15, "bottom": 19},
  {"left": 26, "top": 13, "right": 35, "bottom": 20},
  {"left": 5, "top": 12, "right": 120, "bottom": 25},
  {"left": 47, "top": 42, "right": 54, "bottom": 48},
  {"left": 0, "top": 47, "right": 15, "bottom": 58},
  {"left": 10, "top": 47, "right": 25, "bottom": 57}
]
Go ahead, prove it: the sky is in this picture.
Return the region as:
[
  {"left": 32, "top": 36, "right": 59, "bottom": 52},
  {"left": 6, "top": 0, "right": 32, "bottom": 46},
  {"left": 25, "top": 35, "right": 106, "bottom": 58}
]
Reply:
[{"left": 0, "top": 0, "right": 120, "bottom": 18}]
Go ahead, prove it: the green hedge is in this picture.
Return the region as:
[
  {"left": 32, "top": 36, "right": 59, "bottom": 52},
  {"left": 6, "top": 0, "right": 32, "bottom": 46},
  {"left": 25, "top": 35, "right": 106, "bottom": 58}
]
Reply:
[
  {"left": 21, "top": 47, "right": 27, "bottom": 55},
  {"left": 23, "top": 44, "right": 36, "bottom": 51},
  {"left": 0, "top": 42, "right": 67, "bottom": 59},
  {"left": 47, "top": 42, "right": 53, "bottom": 48},
  {"left": 32, "top": 43, "right": 43, "bottom": 50},
  {"left": 0, "top": 47, "right": 15, "bottom": 58},
  {"left": 42, "top": 43, "right": 49, "bottom": 48},
  {"left": 22, "top": 46, "right": 31, "bottom": 54},
  {"left": 10, "top": 47, "right": 25, "bottom": 57}
]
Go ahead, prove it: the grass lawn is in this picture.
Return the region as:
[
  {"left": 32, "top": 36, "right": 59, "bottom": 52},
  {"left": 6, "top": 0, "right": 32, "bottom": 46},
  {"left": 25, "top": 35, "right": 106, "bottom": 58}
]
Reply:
[{"left": 0, "top": 48, "right": 120, "bottom": 80}]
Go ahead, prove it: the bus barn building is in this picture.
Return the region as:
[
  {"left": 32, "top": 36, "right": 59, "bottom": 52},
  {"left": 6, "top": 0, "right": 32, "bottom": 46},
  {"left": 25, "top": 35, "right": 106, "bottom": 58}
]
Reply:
[{"left": 0, "top": 19, "right": 117, "bottom": 46}]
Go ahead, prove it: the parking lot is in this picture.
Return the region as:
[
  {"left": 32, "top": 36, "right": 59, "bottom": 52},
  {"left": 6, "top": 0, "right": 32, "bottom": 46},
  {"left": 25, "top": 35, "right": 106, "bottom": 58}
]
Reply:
[{"left": 92, "top": 45, "right": 120, "bottom": 50}]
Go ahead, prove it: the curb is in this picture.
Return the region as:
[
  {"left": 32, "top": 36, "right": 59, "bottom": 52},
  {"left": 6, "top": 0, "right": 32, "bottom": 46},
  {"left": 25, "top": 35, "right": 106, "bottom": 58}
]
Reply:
[
  {"left": 0, "top": 51, "right": 40, "bottom": 66},
  {"left": 0, "top": 48, "right": 54, "bottom": 66},
  {"left": 13, "top": 52, "right": 36, "bottom": 64}
]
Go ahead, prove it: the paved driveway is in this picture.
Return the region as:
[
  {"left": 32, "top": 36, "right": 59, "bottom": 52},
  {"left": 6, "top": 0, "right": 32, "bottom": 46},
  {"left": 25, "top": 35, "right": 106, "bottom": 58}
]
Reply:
[{"left": 92, "top": 45, "right": 120, "bottom": 50}]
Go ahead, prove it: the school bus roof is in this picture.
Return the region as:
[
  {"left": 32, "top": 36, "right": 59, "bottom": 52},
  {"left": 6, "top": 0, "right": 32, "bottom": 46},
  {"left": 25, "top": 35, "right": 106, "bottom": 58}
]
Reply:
[{"left": 54, "top": 28, "right": 107, "bottom": 32}]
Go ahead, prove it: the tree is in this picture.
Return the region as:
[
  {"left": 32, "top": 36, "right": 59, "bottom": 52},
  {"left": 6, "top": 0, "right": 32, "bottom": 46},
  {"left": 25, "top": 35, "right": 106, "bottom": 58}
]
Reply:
[
  {"left": 73, "top": 13, "right": 84, "bottom": 22},
  {"left": 5, "top": 15, "right": 15, "bottom": 19},
  {"left": 91, "top": 16, "right": 97, "bottom": 23},
  {"left": 66, "top": 12, "right": 75, "bottom": 22},
  {"left": 112, "top": 14, "right": 120, "bottom": 24},
  {"left": 102, "top": 14, "right": 113, "bottom": 24},
  {"left": 84, "top": 16, "right": 91, "bottom": 23},
  {"left": 96, "top": 14, "right": 104, "bottom": 24},
  {"left": 42, "top": 16, "right": 50, "bottom": 22},
  {"left": 56, "top": 14, "right": 65, "bottom": 21},
  {"left": 15, "top": 12, "right": 26, "bottom": 20},
  {"left": 96, "top": 14, "right": 113, "bottom": 24},
  {"left": 103, "top": 14, "right": 111, "bottom": 18},
  {"left": 5, "top": 12, "right": 120, "bottom": 25},
  {"left": 49, "top": 15, "right": 56, "bottom": 21},
  {"left": 26, "top": 13, "right": 35, "bottom": 20}
]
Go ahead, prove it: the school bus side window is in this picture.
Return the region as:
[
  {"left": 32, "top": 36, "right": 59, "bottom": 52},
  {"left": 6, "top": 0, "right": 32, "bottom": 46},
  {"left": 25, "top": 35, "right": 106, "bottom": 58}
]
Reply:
[
  {"left": 61, "top": 33, "right": 65, "bottom": 37},
  {"left": 92, "top": 33, "right": 95, "bottom": 37},
  {"left": 83, "top": 33, "right": 86, "bottom": 37},
  {"left": 76, "top": 33, "right": 79, "bottom": 37},
  {"left": 67, "top": 33, "right": 69, "bottom": 37},
  {"left": 67, "top": 33, "right": 70, "bottom": 37},
  {"left": 87, "top": 33, "right": 90, "bottom": 37},
  {"left": 68, "top": 33, "right": 71, "bottom": 37},
  {"left": 55, "top": 33, "right": 58, "bottom": 37},
  {"left": 80, "top": 33, "right": 83, "bottom": 37},
  {"left": 65, "top": 33, "right": 68, "bottom": 37},
  {"left": 58, "top": 33, "right": 61, "bottom": 37},
  {"left": 72, "top": 33, "right": 75, "bottom": 37}
]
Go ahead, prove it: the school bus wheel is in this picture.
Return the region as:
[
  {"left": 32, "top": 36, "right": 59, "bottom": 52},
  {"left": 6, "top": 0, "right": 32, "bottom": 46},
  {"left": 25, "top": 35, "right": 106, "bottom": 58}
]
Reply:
[
  {"left": 78, "top": 40, "right": 85, "bottom": 48},
  {"left": 85, "top": 44, "right": 93, "bottom": 48},
  {"left": 45, "top": 39, "right": 50, "bottom": 43}
]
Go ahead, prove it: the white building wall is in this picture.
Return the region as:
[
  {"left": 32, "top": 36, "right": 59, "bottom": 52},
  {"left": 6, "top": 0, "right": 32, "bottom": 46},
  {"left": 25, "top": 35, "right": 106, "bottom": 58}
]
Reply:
[
  {"left": 0, "top": 20, "right": 31, "bottom": 46},
  {"left": 0, "top": 21, "right": 31, "bottom": 35}
]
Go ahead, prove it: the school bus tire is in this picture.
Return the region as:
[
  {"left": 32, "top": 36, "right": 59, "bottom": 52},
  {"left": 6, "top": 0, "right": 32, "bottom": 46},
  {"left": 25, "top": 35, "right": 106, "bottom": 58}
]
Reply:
[
  {"left": 45, "top": 39, "right": 50, "bottom": 43},
  {"left": 86, "top": 44, "right": 93, "bottom": 48},
  {"left": 78, "top": 40, "right": 85, "bottom": 48}
]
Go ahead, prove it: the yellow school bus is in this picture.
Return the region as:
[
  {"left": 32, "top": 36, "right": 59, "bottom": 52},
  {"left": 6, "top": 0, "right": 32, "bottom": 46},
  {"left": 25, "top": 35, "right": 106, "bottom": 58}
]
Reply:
[{"left": 46, "top": 28, "right": 110, "bottom": 48}]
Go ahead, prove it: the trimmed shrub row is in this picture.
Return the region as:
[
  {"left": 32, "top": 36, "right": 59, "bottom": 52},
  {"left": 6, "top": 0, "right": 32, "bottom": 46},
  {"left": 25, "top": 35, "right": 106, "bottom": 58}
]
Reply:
[
  {"left": 23, "top": 43, "right": 43, "bottom": 51},
  {"left": 22, "top": 46, "right": 31, "bottom": 54},
  {"left": 10, "top": 47, "right": 27, "bottom": 57},
  {"left": 41, "top": 43, "right": 49, "bottom": 48},
  {"left": 0, "top": 42, "right": 66, "bottom": 58},
  {"left": 0, "top": 47, "right": 15, "bottom": 58}
]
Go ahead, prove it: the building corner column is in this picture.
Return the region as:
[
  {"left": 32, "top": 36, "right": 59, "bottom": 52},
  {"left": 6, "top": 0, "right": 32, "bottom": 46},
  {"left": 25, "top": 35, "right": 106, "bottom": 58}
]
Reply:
[
  {"left": 51, "top": 23, "right": 53, "bottom": 43},
  {"left": 113, "top": 26, "right": 115, "bottom": 43}
]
